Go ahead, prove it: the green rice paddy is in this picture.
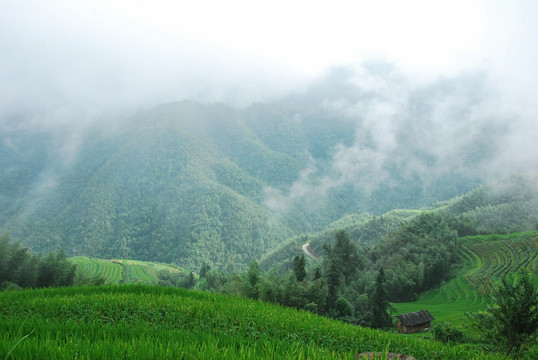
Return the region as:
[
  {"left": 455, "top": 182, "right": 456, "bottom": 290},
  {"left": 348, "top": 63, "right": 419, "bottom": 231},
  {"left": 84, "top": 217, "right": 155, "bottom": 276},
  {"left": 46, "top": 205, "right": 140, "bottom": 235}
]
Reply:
[
  {"left": 0, "top": 285, "right": 505, "bottom": 359},
  {"left": 393, "top": 231, "right": 538, "bottom": 328},
  {"left": 69, "top": 256, "right": 184, "bottom": 284}
]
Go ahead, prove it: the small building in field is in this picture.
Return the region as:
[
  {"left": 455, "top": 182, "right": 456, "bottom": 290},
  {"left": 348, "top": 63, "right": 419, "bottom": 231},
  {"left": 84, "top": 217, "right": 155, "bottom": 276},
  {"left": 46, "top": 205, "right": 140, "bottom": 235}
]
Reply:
[{"left": 395, "top": 310, "right": 434, "bottom": 334}]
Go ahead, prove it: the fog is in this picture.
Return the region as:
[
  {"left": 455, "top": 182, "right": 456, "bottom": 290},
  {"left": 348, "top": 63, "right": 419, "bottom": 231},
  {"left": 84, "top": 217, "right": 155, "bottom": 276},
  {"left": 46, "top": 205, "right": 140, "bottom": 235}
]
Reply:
[
  {"left": 2, "top": 1, "right": 538, "bottom": 210},
  {"left": 0, "top": 0, "right": 308, "bottom": 127}
]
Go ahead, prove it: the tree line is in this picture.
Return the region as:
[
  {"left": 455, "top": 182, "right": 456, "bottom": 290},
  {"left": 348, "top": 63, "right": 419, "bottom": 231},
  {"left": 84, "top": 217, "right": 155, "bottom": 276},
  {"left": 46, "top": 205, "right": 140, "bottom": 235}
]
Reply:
[
  {"left": 160, "top": 213, "right": 460, "bottom": 329},
  {"left": 0, "top": 232, "right": 76, "bottom": 290}
]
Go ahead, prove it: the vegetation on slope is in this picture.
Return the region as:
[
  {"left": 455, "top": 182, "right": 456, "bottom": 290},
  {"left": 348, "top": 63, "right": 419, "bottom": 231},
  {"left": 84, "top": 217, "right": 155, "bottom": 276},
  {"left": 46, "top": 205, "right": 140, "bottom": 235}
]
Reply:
[
  {"left": 0, "top": 285, "right": 506, "bottom": 359},
  {"left": 69, "top": 256, "right": 188, "bottom": 285},
  {"left": 393, "top": 231, "right": 538, "bottom": 328},
  {"left": 259, "top": 209, "right": 420, "bottom": 272},
  {"left": 0, "top": 233, "right": 76, "bottom": 290},
  {"left": 1, "top": 89, "right": 491, "bottom": 268}
]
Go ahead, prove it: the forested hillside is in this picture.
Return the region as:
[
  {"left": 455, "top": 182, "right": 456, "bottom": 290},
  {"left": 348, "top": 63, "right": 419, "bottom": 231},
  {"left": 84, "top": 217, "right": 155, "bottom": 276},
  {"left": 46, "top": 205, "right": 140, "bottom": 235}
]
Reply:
[{"left": 1, "top": 70, "right": 533, "bottom": 269}]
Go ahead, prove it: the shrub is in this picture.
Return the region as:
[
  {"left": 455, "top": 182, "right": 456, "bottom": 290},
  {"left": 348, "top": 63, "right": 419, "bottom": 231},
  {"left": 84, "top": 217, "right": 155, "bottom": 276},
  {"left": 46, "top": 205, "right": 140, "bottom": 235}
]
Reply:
[{"left": 431, "top": 322, "right": 467, "bottom": 344}]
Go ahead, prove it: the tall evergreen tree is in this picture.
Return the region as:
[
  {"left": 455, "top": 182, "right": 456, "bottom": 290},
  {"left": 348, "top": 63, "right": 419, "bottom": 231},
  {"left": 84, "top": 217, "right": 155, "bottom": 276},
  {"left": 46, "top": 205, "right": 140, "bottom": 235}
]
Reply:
[
  {"left": 244, "top": 261, "right": 260, "bottom": 299},
  {"left": 199, "top": 262, "right": 211, "bottom": 278},
  {"left": 293, "top": 254, "right": 307, "bottom": 282},
  {"left": 326, "top": 257, "right": 341, "bottom": 311},
  {"left": 313, "top": 267, "right": 322, "bottom": 281},
  {"left": 326, "top": 230, "right": 361, "bottom": 285},
  {"left": 188, "top": 272, "right": 196, "bottom": 289},
  {"left": 370, "top": 266, "right": 392, "bottom": 329}
]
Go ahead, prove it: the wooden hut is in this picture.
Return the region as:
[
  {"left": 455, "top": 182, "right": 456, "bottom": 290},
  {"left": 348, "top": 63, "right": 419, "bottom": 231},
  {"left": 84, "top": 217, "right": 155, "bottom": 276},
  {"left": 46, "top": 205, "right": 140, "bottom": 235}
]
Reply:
[{"left": 395, "top": 310, "right": 434, "bottom": 334}]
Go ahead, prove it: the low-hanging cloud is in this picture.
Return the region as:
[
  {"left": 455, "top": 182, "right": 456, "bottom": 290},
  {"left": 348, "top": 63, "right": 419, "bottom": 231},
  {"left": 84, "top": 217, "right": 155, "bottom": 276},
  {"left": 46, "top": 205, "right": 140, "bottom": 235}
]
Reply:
[
  {"left": 264, "top": 62, "right": 537, "bottom": 214},
  {"left": 0, "top": 1, "right": 308, "bottom": 128},
  {"left": 2, "top": 1, "right": 537, "bottom": 217}
]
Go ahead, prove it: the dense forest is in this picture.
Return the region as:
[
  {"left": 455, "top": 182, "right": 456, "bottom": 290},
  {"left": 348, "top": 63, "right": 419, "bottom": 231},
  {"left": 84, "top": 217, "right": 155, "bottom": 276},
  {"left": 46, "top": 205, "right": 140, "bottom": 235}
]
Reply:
[
  {"left": 177, "top": 212, "right": 462, "bottom": 327},
  {"left": 1, "top": 69, "right": 504, "bottom": 270}
]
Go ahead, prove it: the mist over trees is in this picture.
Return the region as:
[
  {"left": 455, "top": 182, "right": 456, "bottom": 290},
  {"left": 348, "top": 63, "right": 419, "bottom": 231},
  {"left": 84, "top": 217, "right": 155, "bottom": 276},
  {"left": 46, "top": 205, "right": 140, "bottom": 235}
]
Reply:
[{"left": 5, "top": 66, "right": 536, "bottom": 270}]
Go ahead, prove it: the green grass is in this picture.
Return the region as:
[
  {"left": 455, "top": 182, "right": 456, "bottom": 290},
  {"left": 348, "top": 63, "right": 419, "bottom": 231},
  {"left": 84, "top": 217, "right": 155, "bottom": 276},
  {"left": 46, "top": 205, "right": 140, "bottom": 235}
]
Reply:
[
  {"left": 0, "top": 285, "right": 506, "bottom": 359},
  {"left": 393, "top": 276, "right": 490, "bottom": 328},
  {"left": 69, "top": 256, "right": 185, "bottom": 284}
]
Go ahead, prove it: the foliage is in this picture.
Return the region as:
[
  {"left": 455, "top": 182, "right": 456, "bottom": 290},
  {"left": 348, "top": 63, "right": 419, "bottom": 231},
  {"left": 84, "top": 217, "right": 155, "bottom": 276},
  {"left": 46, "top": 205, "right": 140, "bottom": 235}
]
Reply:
[
  {"left": 292, "top": 255, "right": 307, "bottom": 282},
  {"left": 432, "top": 322, "right": 468, "bottom": 344},
  {"left": 0, "top": 97, "right": 493, "bottom": 269},
  {"left": 370, "top": 267, "right": 392, "bottom": 329},
  {"left": 0, "top": 285, "right": 507, "bottom": 359},
  {"left": 0, "top": 233, "right": 76, "bottom": 289},
  {"left": 368, "top": 213, "right": 459, "bottom": 301},
  {"left": 324, "top": 230, "right": 361, "bottom": 285},
  {"left": 466, "top": 272, "right": 538, "bottom": 357},
  {"left": 443, "top": 175, "right": 538, "bottom": 234}
]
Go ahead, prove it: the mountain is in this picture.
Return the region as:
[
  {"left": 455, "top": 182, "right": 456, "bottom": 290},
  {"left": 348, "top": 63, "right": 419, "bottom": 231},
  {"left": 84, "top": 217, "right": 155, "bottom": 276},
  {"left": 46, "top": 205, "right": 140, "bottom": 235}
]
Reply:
[{"left": 1, "top": 68, "right": 520, "bottom": 269}]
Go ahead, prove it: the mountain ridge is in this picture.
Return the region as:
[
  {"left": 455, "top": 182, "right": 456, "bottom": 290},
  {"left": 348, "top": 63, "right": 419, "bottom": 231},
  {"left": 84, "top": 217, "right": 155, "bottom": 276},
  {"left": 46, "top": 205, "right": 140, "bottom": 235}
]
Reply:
[{"left": 2, "top": 69, "right": 525, "bottom": 268}]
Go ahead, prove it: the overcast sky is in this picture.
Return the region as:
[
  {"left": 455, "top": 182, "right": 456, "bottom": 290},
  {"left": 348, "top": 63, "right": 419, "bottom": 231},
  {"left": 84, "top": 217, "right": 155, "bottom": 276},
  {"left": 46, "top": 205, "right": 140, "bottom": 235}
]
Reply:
[{"left": 2, "top": 0, "right": 537, "bottom": 116}]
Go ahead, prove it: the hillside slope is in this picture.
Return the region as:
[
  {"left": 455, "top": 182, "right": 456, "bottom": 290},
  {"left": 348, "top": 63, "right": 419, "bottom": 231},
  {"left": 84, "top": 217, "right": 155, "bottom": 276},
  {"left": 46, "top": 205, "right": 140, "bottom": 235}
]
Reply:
[
  {"left": 0, "top": 285, "right": 507, "bottom": 359},
  {"left": 394, "top": 231, "right": 538, "bottom": 328},
  {"left": 3, "top": 70, "right": 531, "bottom": 268}
]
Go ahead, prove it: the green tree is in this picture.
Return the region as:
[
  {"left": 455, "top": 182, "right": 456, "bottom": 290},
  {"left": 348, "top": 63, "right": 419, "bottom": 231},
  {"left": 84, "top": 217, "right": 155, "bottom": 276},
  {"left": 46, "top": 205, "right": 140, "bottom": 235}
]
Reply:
[
  {"left": 333, "top": 296, "right": 354, "bottom": 321},
  {"left": 54, "top": 249, "right": 76, "bottom": 286},
  {"left": 466, "top": 272, "right": 538, "bottom": 357},
  {"left": 37, "top": 253, "right": 57, "bottom": 288},
  {"left": 370, "top": 267, "right": 392, "bottom": 329},
  {"left": 312, "top": 267, "right": 322, "bottom": 281},
  {"left": 431, "top": 322, "right": 467, "bottom": 344},
  {"left": 188, "top": 272, "right": 196, "bottom": 289},
  {"left": 36, "top": 249, "right": 76, "bottom": 288},
  {"left": 199, "top": 262, "right": 211, "bottom": 278},
  {"left": 329, "top": 230, "right": 361, "bottom": 285},
  {"left": 0, "top": 233, "right": 10, "bottom": 284},
  {"left": 326, "top": 257, "right": 341, "bottom": 311},
  {"left": 278, "top": 273, "right": 307, "bottom": 309},
  {"left": 305, "top": 277, "right": 327, "bottom": 314},
  {"left": 244, "top": 261, "right": 260, "bottom": 299},
  {"left": 293, "top": 254, "right": 307, "bottom": 282}
]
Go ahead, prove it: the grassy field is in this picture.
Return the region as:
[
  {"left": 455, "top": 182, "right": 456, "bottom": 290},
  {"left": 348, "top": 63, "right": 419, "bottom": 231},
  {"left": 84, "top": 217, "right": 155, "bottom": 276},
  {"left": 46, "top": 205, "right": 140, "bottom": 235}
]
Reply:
[
  {"left": 0, "top": 285, "right": 507, "bottom": 359},
  {"left": 69, "top": 256, "right": 185, "bottom": 284},
  {"left": 393, "top": 231, "right": 538, "bottom": 329}
]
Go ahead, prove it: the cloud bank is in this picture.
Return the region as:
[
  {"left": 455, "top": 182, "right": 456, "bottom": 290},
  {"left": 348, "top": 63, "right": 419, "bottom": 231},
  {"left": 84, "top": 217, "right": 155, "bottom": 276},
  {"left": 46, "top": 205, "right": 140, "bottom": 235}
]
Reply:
[
  {"left": 0, "top": 0, "right": 308, "bottom": 129},
  {"left": 264, "top": 63, "right": 537, "bottom": 213}
]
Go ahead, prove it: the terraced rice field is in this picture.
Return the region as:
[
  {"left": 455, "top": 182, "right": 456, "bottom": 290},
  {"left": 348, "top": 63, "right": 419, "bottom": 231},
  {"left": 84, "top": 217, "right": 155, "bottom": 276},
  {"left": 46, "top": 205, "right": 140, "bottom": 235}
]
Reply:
[
  {"left": 394, "top": 275, "right": 490, "bottom": 327},
  {"left": 69, "top": 257, "right": 124, "bottom": 284},
  {"left": 394, "top": 231, "right": 538, "bottom": 328},
  {"left": 69, "top": 256, "right": 184, "bottom": 284},
  {"left": 461, "top": 231, "right": 538, "bottom": 293}
]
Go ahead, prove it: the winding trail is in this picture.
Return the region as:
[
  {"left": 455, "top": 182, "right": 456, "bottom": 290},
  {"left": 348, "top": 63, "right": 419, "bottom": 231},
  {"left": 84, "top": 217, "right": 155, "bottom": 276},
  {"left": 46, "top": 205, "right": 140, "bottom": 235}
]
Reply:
[{"left": 302, "top": 243, "right": 317, "bottom": 259}]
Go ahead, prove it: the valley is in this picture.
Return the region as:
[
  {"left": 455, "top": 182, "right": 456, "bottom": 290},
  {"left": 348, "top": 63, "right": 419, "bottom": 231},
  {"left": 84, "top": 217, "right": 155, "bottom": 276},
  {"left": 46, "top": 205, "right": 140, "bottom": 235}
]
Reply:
[{"left": 1, "top": 75, "right": 538, "bottom": 359}]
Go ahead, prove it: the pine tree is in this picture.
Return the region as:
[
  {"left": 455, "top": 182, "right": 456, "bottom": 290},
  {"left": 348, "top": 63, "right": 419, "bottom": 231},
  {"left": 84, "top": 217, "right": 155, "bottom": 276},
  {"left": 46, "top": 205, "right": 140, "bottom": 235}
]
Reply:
[
  {"left": 328, "top": 230, "right": 361, "bottom": 285},
  {"left": 188, "top": 272, "right": 196, "bottom": 289},
  {"left": 370, "top": 266, "right": 392, "bottom": 328},
  {"left": 200, "top": 262, "right": 211, "bottom": 278},
  {"left": 244, "top": 261, "right": 260, "bottom": 299},
  {"left": 293, "top": 254, "right": 307, "bottom": 282},
  {"left": 313, "top": 267, "right": 322, "bottom": 281},
  {"left": 326, "top": 257, "right": 341, "bottom": 311}
]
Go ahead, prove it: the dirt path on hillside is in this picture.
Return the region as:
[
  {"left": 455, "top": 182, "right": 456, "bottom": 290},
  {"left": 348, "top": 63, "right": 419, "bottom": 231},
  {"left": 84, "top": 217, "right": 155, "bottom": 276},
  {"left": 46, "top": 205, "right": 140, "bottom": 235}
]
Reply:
[{"left": 302, "top": 243, "right": 318, "bottom": 259}]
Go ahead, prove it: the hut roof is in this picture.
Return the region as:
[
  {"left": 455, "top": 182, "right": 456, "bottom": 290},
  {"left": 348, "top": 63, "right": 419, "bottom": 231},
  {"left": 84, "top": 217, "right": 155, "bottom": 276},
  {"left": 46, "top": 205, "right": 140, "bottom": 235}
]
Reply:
[{"left": 397, "top": 310, "right": 434, "bottom": 326}]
